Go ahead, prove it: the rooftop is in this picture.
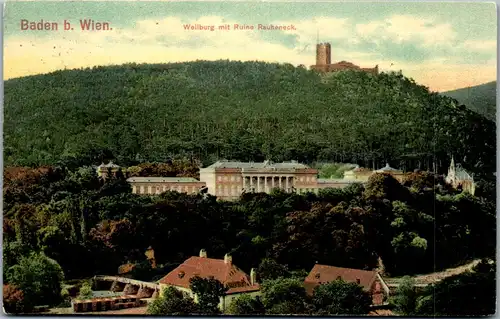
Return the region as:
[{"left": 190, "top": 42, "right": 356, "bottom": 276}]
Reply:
[
  {"left": 204, "top": 160, "right": 310, "bottom": 170},
  {"left": 455, "top": 164, "right": 474, "bottom": 181},
  {"left": 304, "top": 264, "right": 379, "bottom": 295},
  {"left": 317, "top": 178, "right": 357, "bottom": 184},
  {"left": 375, "top": 163, "right": 402, "bottom": 173},
  {"left": 126, "top": 177, "right": 200, "bottom": 183},
  {"left": 158, "top": 255, "right": 259, "bottom": 295}
]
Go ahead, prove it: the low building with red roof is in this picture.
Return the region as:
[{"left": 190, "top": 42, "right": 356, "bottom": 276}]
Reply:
[
  {"left": 158, "top": 249, "right": 260, "bottom": 312},
  {"left": 304, "top": 264, "right": 390, "bottom": 306}
]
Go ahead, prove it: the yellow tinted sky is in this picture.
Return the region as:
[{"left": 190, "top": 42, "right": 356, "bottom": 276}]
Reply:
[{"left": 4, "top": 2, "right": 497, "bottom": 92}]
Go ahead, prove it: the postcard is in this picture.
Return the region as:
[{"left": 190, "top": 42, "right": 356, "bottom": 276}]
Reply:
[{"left": 3, "top": 1, "right": 497, "bottom": 317}]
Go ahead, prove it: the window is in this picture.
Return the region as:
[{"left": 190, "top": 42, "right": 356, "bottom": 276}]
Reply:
[
  {"left": 230, "top": 176, "right": 235, "bottom": 182},
  {"left": 300, "top": 177, "right": 304, "bottom": 182},
  {"left": 217, "top": 176, "right": 222, "bottom": 181}
]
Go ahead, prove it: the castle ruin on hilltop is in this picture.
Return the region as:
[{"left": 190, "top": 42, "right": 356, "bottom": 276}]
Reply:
[{"left": 310, "top": 43, "right": 378, "bottom": 75}]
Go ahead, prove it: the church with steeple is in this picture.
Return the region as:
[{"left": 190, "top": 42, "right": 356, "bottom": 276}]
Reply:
[{"left": 445, "top": 157, "right": 476, "bottom": 194}]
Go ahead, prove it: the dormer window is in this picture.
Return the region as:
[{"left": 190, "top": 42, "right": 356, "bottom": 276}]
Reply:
[
  {"left": 178, "top": 271, "right": 185, "bottom": 278},
  {"left": 315, "top": 273, "right": 320, "bottom": 279},
  {"left": 336, "top": 276, "right": 342, "bottom": 280}
]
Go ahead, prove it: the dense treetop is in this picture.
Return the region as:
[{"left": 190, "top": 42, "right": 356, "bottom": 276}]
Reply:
[{"left": 4, "top": 61, "right": 496, "bottom": 175}]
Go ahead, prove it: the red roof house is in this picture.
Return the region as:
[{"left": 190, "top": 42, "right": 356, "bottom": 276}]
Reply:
[
  {"left": 158, "top": 250, "right": 260, "bottom": 311},
  {"left": 304, "top": 264, "right": 389, "bottom": 305}
]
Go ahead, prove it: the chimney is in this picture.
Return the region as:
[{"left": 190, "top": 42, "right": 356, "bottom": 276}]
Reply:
[
  {"left": 199, "top": 249, "right": 207, "bottom": 258},
  {"left": 250, "top": 268, "right": 257, "bottom": 285},
  {"left": 224, "top": 253, "right": 232, "bottom": 265}
]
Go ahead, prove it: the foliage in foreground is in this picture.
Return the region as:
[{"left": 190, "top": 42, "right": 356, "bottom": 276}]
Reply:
[
  {"left": 147, "top": 286, "right": 197, "bottom": 315},
  {"left": 311, "top": 279, "right": 372, "bottom": 315},
  {"left": 227, "top": 294, "right": 266, "bottom": 315},
  {"left": 189, "top": 276, "right": 228, "bottom": 314},
  {"left": 4, "top": 252, "right": 65, "bottom": 311},
  {"left": 415, "top": 259, "right": 496, "bottom": 316},
  {"left": 391, "top": 259, "right": 496, "bottom": 317}
]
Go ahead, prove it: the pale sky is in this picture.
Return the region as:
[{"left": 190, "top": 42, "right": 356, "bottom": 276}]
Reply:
[{"left": 4, "top": 1, "right": 497, "bottom": 92}]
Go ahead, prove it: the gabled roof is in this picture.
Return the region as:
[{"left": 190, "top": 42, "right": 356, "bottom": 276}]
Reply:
[
  {"left": 158, "top": 256, "right": 259, "bottom": 295},
  {"left": 304, "top": 264, "right": 378, "bottom": 295},
  {"left": 375, "top": 163, "right": 401, "bottom": 173},
  {"left": 455, "top": 164, "right": 474, "bottom": 181}
]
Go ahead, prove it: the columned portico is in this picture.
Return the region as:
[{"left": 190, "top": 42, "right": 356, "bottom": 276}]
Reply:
[{"left": 243, "top": 175, "right": 294, "bottom": 193}]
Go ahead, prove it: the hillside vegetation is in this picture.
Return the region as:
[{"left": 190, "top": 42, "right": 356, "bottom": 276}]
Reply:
[
  {"left": 443, "top": 81, "right": 496, "bottom": 122},
  {"left": 4, "top": 61, "right": 496, "bottom": 174}
]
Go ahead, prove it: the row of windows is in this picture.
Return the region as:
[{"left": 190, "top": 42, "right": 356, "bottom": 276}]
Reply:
[
  {"left": 134, "top": 185, "right": 198, "bottom": 195},
  {"left": 217, "top": 175, "right": 242, "bottom": 182},
  {"left": 217, "top": 188, "right": 241, "bottom": 196},
  {"left": 216, "top": 175, "right": 317, "bottom": 182}
]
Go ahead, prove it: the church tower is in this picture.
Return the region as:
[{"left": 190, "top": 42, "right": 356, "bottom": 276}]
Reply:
[{"left": 446, "top": 156, "right": 456, "bottom": 185}]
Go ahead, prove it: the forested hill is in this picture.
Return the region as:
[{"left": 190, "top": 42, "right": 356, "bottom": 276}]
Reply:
[
  {"left": 442, "top": 81, "right": 496, "bottom": 122},
  {"left": 4, "top": 61, "right": 496, "bottom": 174}
]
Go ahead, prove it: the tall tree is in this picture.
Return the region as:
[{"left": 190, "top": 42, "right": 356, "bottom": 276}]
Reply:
[
  {"left": 311, "top": 279, "right": 372, "bottom": 315},
  {"left": 189, "top": 276, "right": 228, "bottom": 314},
  {"left": 260, "top": 278, "right": 309, "bottom": 314},
  {"left": 147, "top": 287, "right": 198, "bottom": 315},
  {"left": 6, "top": 252, "right": 65, "bottom": 309}
]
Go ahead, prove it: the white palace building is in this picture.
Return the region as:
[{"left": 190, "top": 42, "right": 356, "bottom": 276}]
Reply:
[{"left": 121, "top": 159, "right": 474, "bottom": 200}]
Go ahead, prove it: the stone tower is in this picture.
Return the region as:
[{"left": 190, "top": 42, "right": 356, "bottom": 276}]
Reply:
[{"left": 316, "top": 43, "right": 331, "bottom": 66}]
